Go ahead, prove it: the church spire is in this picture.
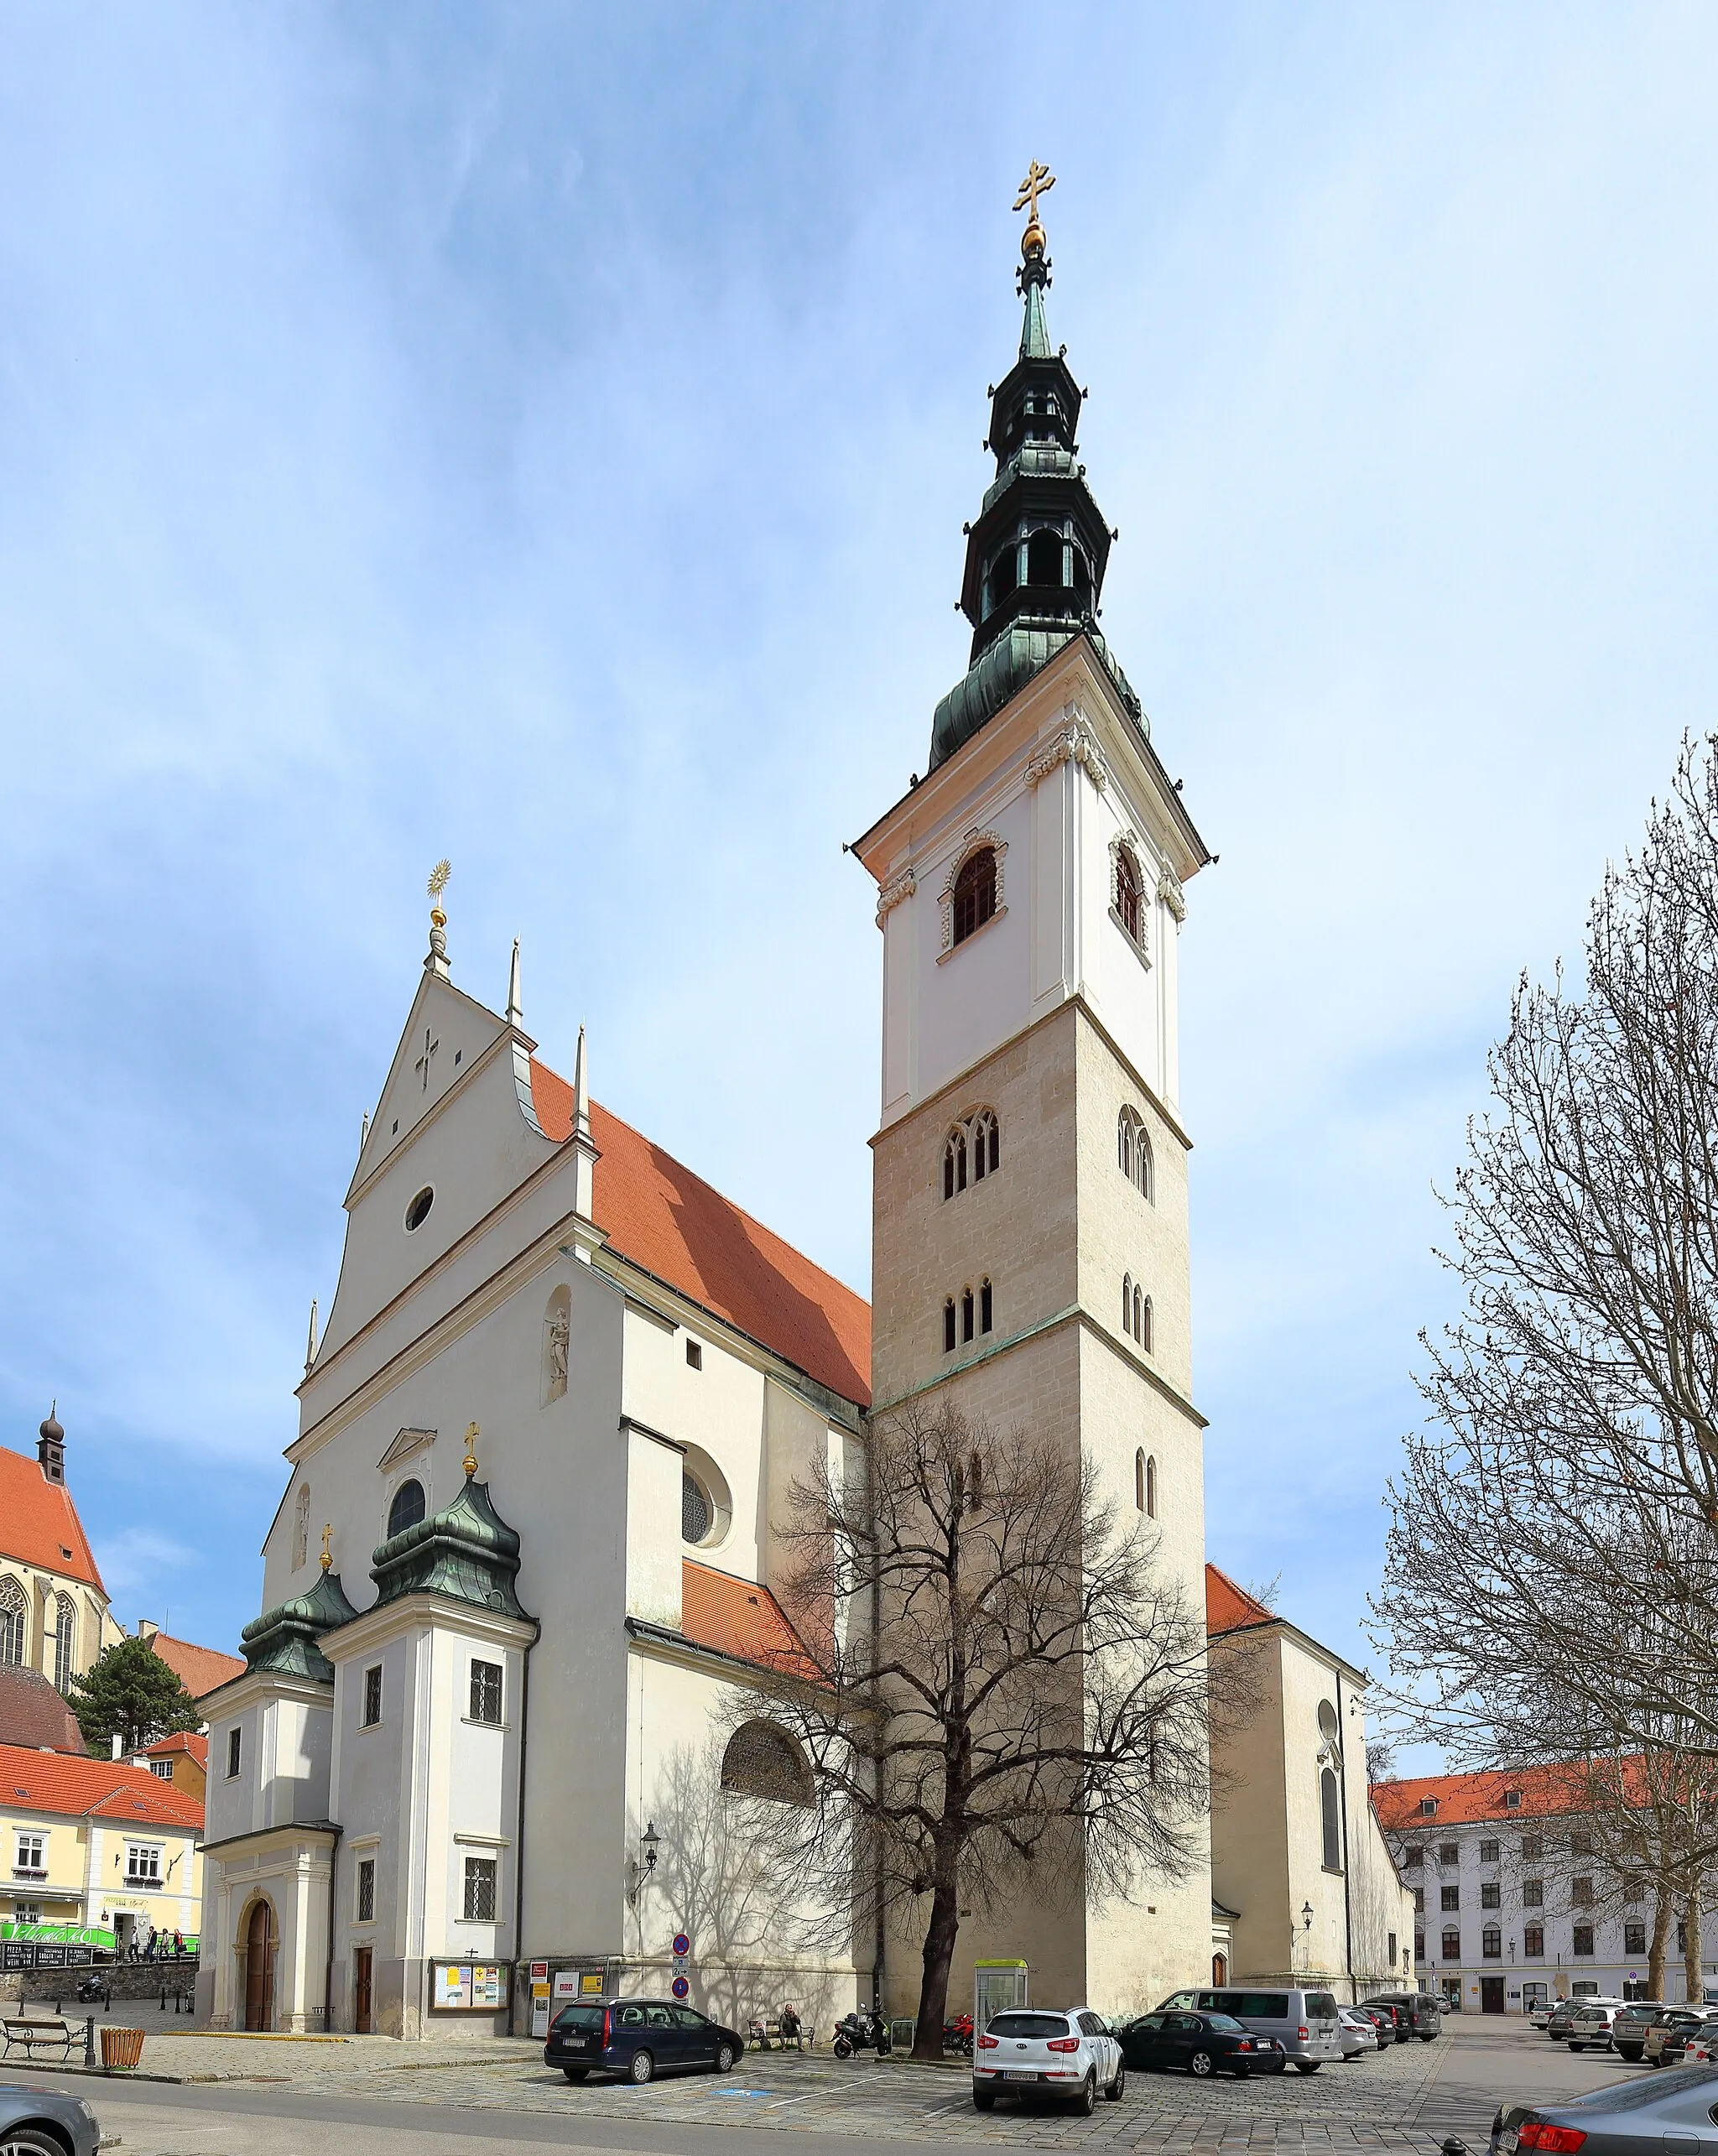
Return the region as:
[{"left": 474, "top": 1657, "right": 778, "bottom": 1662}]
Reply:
[
  {"left": 506, "top": 938, "right": 523, "bottom": 1029},
  {"left": 928, "top": 165, "right": 1143, "bottom": 773}
]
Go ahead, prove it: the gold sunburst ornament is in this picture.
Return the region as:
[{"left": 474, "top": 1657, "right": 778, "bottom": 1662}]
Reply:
[{"left": 427, "top": 857, "right": 451, "bottom": 928}]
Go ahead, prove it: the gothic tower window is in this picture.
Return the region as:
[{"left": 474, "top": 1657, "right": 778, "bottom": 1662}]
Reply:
[
  {"left": 1146, "top": 1454, "right": 1158, "bottom": 1518},
  {"left": 971, "top": 1108, "right": 999, "bottom": 1180},
  {"left": 0, "top": 1575, "right": 24, "bottom": 1666},
  {"left": 1117, "top": 1107, "right": 1153, "bottom": 1200},
  {"left": 961, "top": 1286, "right": 975, "bottom": 1343},
  {"left": 388, "top": 1479, "right": 426, "bottom": 1539},
  {"left": 1132, "top": 1283, "right": 1144, "bottom": 1343},
  {"left": 1122, "top": 1273, "right": 1132, "bottom": 1332},
  {"left": 979, "top": 1277, "right": 992, "bottom": 1334},
  {"left": 1321, "top": 1767, "right": 1343, "bottom": 1871},
  {"left": 943, "top": 1125, "right": 967, "bottom": 1199},
  {"left": 1142, "top": 1295, "right": 1153, "bottom": 1354},
  {"left": 943, "top": 1298, "right": 956, "bottom": 1354},
  {"left": 951, "top": 848, "right": 997, "bottom": 945},
  {"left": 52, "top": 1594, "right": 75, "bottom": 1694}
]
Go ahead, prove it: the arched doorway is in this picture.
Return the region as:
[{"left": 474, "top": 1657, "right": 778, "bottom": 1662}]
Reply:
[
  {"left": 242, "top": 1899, "right": 277, "bottom": 2033},
  {"left": 1211, "top": 1953, "right": 1228, "bottom": 1986}
]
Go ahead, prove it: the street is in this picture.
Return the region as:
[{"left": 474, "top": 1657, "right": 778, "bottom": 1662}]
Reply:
[{"left": 5, "top": 2013, "right": 1674, "bottom": 2156}]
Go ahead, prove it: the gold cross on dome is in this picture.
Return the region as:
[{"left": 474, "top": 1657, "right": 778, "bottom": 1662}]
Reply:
[
  {"left": 1013, "top": 161, "right": 1055, "bottom": 224},
  {"left": 320, "top": 1523, "right": 333, "bottom": 1572}
]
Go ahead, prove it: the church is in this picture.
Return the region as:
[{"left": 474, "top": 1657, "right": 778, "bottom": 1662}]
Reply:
[{"left": 195, "top": 180, "right": 1413, "bottom": 2039}]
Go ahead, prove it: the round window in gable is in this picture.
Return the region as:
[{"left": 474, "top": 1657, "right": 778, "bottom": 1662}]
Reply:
[
  {"left": 679, "top": 1444, "right": 733, "bottom": 1550},
  {"left": 404, "top": 1187, "right": 435, "bottom": 1232},
  {"left": 682, "top": 1471, "right": 711, "bottom": 1544}
]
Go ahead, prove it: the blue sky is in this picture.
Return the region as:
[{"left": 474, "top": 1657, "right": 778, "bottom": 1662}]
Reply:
[{"left": 3, "top": 6, "right": 1716, "bottom": 1712}]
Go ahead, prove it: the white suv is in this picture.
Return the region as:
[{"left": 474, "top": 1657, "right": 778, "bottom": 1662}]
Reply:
[{"left": 973, "top": 2008, "right": 1124, "bottom": 2114}]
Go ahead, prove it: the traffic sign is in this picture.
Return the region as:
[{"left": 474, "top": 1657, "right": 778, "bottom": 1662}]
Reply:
[
  {"left": 672, "top": 1932, "right": 690, "bottom": 1958},
  {"left": 672, "top": 1974, "right": 690, "bottom": 2000}
]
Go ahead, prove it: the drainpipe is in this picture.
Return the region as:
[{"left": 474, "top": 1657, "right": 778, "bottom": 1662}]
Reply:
[
  {"left": 323, "top": 1825, "right": 342, "bottom": 2031},
  {"left": 511, "top": 1636, "right": 534, "bottom": 2036},
  {"left": 1335, "top": 1669, "right": 1354, "bottom": 1998}
]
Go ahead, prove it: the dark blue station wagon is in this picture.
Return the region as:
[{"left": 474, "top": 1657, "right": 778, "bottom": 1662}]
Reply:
[{"left": 544, "top": 1996, "right": 747, "bottom": 2085}]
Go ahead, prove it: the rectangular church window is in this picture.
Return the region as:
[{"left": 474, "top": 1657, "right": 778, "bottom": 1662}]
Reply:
[
  {"left": 363, "top": 1666, "right": 383, "bottom": 1727},
  {"left": 470, "top": 1660, "right": 502, "bottom": 1726},
  {"left": 226, "top": 1728, "right": 242, "bottom": 1778},
  {"left": 357, "top": 1858, "right": 375, "bottom": 1924},
  {"left": 463, "top": 1857, "right": 497, "bottom": 1923}
]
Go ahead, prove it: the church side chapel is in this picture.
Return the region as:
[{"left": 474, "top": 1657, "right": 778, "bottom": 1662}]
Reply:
[{"left": 197, "top": 172, "right": 1402, "bottom": 2040}]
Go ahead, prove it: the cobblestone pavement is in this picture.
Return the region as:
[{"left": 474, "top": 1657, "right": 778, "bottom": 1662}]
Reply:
[{"left": 10, "top": 2022, "right": 1467, "bottom": 2150}]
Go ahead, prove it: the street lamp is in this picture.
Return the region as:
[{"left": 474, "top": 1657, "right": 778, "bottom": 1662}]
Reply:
[
  {"left": 1302, "top": 1903, "right": 1314, "bottom": 1932},
  {"left": 627, "top": 1822, "right": 662, "bottom": 1908}
]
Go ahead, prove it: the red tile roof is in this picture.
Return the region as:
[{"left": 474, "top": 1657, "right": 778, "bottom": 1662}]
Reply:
[
  {"left": 528, "top": 1065, "right": 871, "bottom": 1407},
  {"left": 0, "top": 1445, "right": 104, "bottom": 1591},
  {"left": 144, "top": 1730, "right": 207, "bottom": 1767},
  {"left": 679, "top": 1560, "right": 817, "bottom": 1679},
  {"left": 0, "top": 1666, "right": 87, "bottom": 1754},
  {"left": 0, "top": 1741, "right": 201, "bottom": 1828},
  {"left": 1205, "top": 1563, "right": 1275, "bottom": 1636},
  {"left": 145, "top": 1632, "right": 245, "bottom": 1701},
  {"left": 1370, "top": 1760, "right": 1647, "bottom": 1830}
]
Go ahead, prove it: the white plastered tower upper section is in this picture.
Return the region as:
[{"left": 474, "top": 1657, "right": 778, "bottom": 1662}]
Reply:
[{"left": 854, "top": 636, "right": 1207, "bottom": 1136}]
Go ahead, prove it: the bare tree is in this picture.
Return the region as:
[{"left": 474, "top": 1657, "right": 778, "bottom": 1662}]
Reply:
[
  {"left": 1372, "top": 736, "right": 1718, "bottom": 1991},
  {"left": 729, "top": 1399, "right": 1231, "bottom": 2060}
]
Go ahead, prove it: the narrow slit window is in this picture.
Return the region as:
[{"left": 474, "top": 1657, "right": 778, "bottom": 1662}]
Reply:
[
  {"left": 1134, "top": 1448, "right": 1146, "bottom": 1512},
  {"left": 943, "top": 1299, "right": 956, "bottom": 1354},
  {"left": 961, "top": 1287, "right": 975, "bottom": 1343},
  {"left": 1145, "top": 1455, "right": 1157, "bottom": 1519},
  {"left": 1142, "top": 1296, "right": 1153, "bottom": 1353},
  {"left": 1122, "top": 1273, "right": 1132, "bottom": 1331},
  {"left": 980, "top": 1278, "right": 992, "bottom": 1334}
]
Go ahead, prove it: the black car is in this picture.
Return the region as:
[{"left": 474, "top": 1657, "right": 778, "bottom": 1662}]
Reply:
[
  {"left": 1117, "top": 2010, "right": 1287, "bottom": 2079},
  {"left": 1354, "top": 2004, "right": 1398, "bottom": 2048},
  {"left": 1363, "top": 1991, "right": 1444, "bottom": 2043},
  {"left": 544, "top": 1996, "right": 746, "bottom": 2085}
]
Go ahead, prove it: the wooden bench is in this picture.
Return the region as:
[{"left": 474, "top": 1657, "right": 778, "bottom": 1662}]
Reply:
[
  {"left": 2, "top": 2017, "right": 79, "bottom": 2062},
  {"left": 747, "top": 2013, "right": 809, "bottom": 2051}
]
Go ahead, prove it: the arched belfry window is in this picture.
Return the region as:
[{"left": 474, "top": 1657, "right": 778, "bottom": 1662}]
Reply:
[
  {"left": 1122, "top": 1273, "right": 1132, "bottom": 1333},
  {"left": 943, "top": 1110, "right": 1000, "bottom": 1200},
  {"left": 1025, "top": 527, "right": 1065, "bottom": 588},
  {"left": 1142, "top": 1296, "right": 1153, "bottom": 1354},
  {"left": 943, "top": 1299, "right": 956, "bottom": 1354},
  {"left": 721, "top": 1720, "right": 813, "bottom": 1806},
  {"left": 1117, "top": 1107, "right": 1153, "bottom": 1200},
  {"left": 1145, "top": 1455, "right": 1158, "bottom": 1518},
  {"left": 951, "top": 848, "right": 997, "bottom": 946},
  {"left": 1134, "top": 1448, "right": 1146, "bottom": 1513},
  {"left": 388, "top": 1479, "right": 426, "bottom": 1539},
  {"left": 0, "top": 1575, "right": 25, "bottom": 1666}
]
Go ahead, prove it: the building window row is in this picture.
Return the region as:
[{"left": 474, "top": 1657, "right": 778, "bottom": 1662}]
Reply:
[
  {"left": 943, "top": 1108, "right": 1000, "bottom": 1200},
  {"left": 943, "top": 1279, "right": 994, "bottom": 1354},
  {"left": 1121, "top": 1275, "right": 1153, "bottom": 1352}
]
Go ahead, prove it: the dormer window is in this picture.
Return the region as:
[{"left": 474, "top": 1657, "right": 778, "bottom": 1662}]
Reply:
[{"left": 1419, "top": 1797, "right": 1438, "bottom": 1817}]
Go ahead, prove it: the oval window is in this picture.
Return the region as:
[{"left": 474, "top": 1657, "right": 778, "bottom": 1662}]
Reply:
[
  {"left": 404, "top": 1187, "right": 435, "bottom": 1232},
  {"left": 682, "top": 1471, "right": 711, "bottom": 1544}
]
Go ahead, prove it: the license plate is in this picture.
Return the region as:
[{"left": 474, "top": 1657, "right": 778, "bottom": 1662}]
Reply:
[
  {"left": 1498, "top": 2132, "right": 1518, "bottom": 2153},
  {"left": 1005, "top": 2070, "right": 1039, "bottom": 2081}
]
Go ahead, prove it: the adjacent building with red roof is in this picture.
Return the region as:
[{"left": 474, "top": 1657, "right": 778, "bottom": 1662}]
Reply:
[{"left": 0, "top": 1417, "right": 125, "bottom": 1710}]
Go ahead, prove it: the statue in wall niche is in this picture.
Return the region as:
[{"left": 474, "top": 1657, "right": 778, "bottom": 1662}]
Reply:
[{"left": 547, "top": 1305, "right": 570, "bottom": 1399}]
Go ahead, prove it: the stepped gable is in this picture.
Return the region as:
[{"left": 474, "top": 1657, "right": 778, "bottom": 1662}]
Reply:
[
  {"left": 0, "top": 1443, "right": 103, "bottom": 1590},
  {"left": 528, "top": 1062, "right": 870, "bottom": 1408},
  {"left": 0, "top": 1665, "right": 87, "bottom": 1754}
]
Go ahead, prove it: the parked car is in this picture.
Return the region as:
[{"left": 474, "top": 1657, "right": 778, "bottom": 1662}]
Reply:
[
  {"left": 543, "top": 1997, "right": 745, "bottom": 2084},
  {"left": 1336, "top": 2008, "right": 1381, "bottom": 2058},
  {"left": 1363, "top": 1991, "right": 1443, "bottom": 2043},
  {"left": 1490, "top": 2064, "right": 1718, "bottom": 2156},
  {"left": 1528, "top": 2000, "right": 1557, "bottom": 2031},
  {"left": 1569, "top": 2004, "right": 1623, "bottom": 2052},
  {"left": 972, "top": 2008, "right": 1125, "bottom": 2113},
  {"left": 1158, "top": 1985, "right": 1344, "bottom": 2072},
  {"left": 1644, "top": 2008, "right": 1718, "bottom": 2067},
  {"left": 1549, "top": 1996, "right": 1623, "bottom": 2041},
  {"left": 0, "top": 2084, "right": 101, "bottom": 2156},
  {"left": 1610, "top": 2003, "right": 1664, "bottom": 2063},
  {"left": 1117, "top": 2010, "right": 1285, "bottom": 2080}
]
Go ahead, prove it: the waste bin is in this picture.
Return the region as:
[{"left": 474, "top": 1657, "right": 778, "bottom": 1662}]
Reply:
[
  {"left": 100, "top": 2026, "right": 145, "bottom": 2070},
  {"left": 888, "top": 2017, "right": 915, "bottom": 2054}
]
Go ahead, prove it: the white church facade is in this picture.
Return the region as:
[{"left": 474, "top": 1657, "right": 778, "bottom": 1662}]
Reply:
[{"left": 195, "top": 189, "right": 1409, "bottom": 2039}]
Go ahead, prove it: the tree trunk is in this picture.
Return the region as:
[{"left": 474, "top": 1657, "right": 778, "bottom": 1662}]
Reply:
[
  {"left": 1685, "top": 1889, "right": 1705, "bottom": 2006},
  {"left": 1649, "top": 1892, "right": 1673, "bottom": 2004},
  {"left": 913, "top": 1857, "right": 961, "bottom": 2060}
]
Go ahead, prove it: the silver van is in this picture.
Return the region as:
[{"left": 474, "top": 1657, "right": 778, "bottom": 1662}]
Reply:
[{"left": 1158, "top": 1987, "right": 1344, "bottom": 2072}]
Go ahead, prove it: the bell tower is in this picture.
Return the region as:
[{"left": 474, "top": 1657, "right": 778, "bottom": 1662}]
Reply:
[{"left": 853, "top": 172, "right": 1216, "bottom": 2015}]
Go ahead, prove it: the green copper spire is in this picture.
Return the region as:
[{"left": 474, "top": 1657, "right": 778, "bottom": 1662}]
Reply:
[{"left": 929, "top": 168, "right": 1143, "bottom": 773}]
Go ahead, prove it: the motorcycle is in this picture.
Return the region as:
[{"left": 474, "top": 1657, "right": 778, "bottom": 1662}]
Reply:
[
  {"left": 74, "top": 1973, "right": 110, "bottom": 2007},
  {"left": 942, "top": 2012, "right": 974, "bottom": 2057},
  {"left": 832, "top": 2008, "right": 893, "bottom": 2059}
]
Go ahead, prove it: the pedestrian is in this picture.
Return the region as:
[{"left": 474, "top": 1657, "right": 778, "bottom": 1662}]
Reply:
[{"left": 143, "top": 1929, "right": 155, "bottom": 1961}]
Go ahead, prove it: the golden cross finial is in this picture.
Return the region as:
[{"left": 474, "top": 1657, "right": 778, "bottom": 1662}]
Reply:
[
  {"left": 320, "top": 1523, "right": 333, "bottom": 1573},
  {"left": 1013, "top": 160, "right": 1055, "bottom": 227},
  {"left": 463, "top": 1422, "right": 480, "bottom": 1478}
]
